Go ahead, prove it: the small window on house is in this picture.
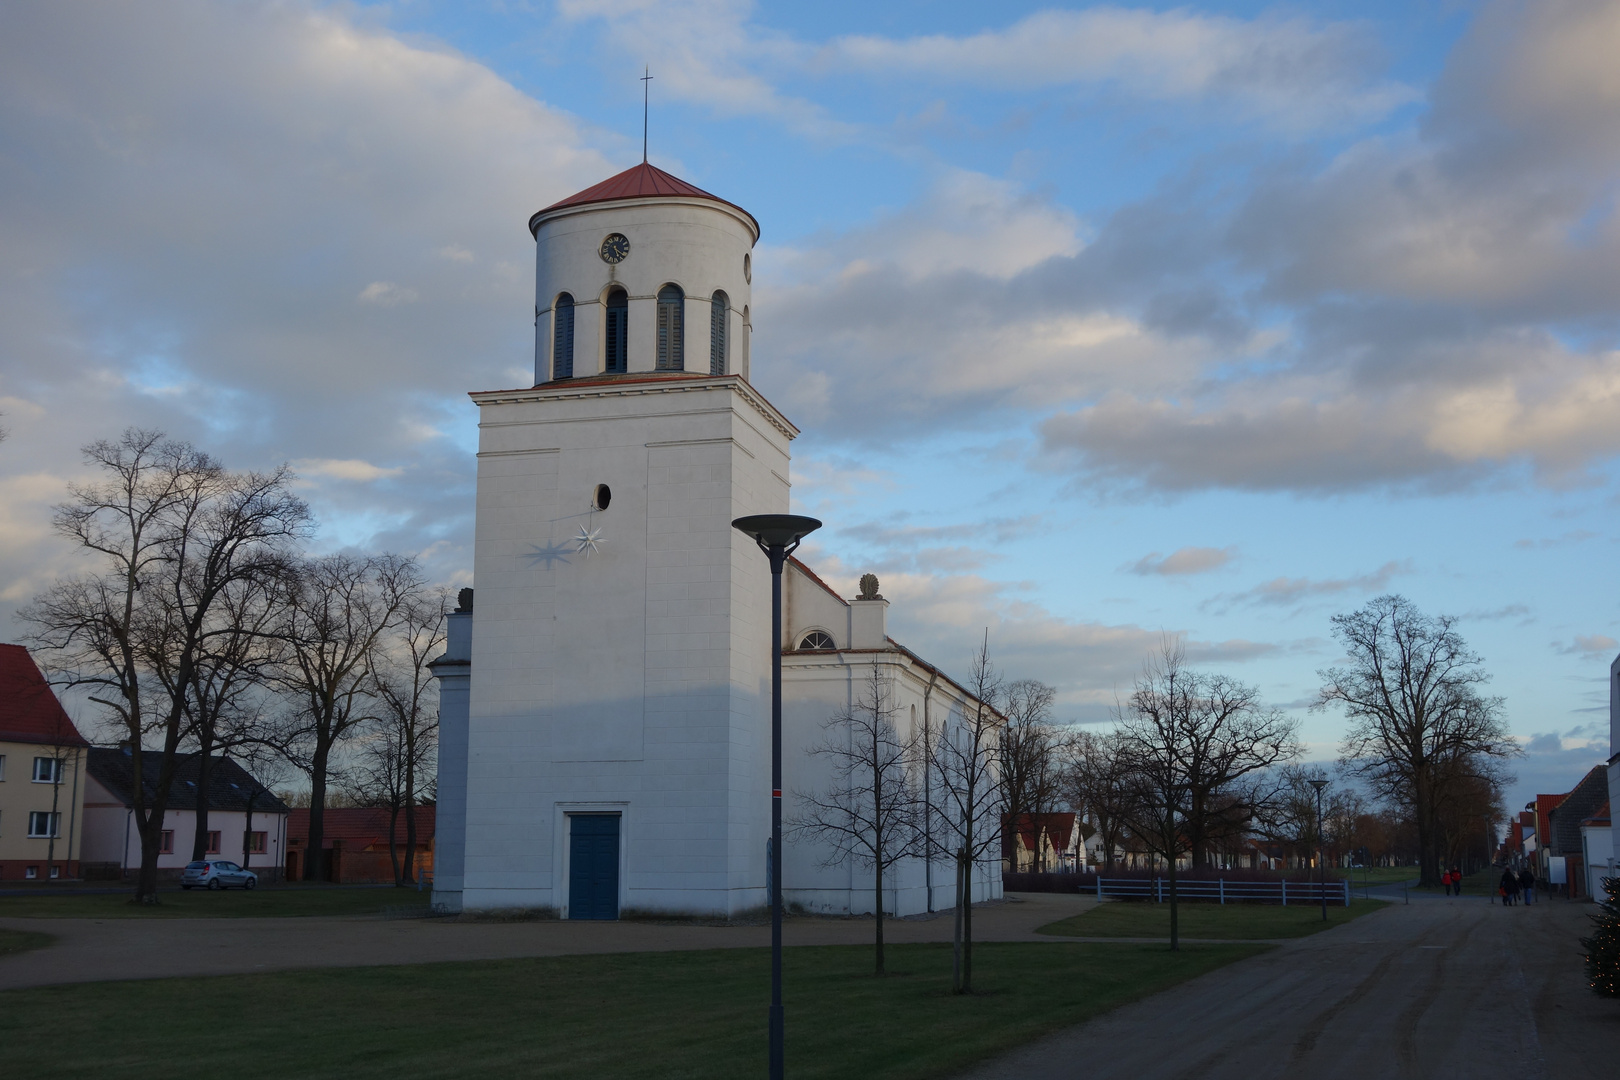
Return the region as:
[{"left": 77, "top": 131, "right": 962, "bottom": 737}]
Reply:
[
  {"left": 656, "top": 284, "right": 685, "bottom": 370},
  {"left": 710, "top": 291, "right": 728, "bottom": 375},
  {"left": 247, "top": 831, "right": 267, "bottom": 854},
  {"left": 0, "top": 753, "right": 7, "bottom": 781},
  {"left": 24, "top": 866, "right": 37, "bottom": 880},
  {"left": 27, "top": 812, "right": 60, "bottom": 839},
  {"left": 593, "top": 484, "right": 612, "bottom": 511},
  {"left": 798, "top": 630, "right": 836, "bottom": 651},
  {"left": 605, "top": 288, "right": 629, "bottom": 373},
  {"left": 553, "top": 293, "right": 575, "bottom": 379},
  {"left": 49, "top": 865, "right": 60, "bottom": 879},
  {"left": 32, "top": 757, "right": 62, "bottom": 784},
  {"left": 206, "top": 831, "right": 221, "bottom": 855},
  {"left": 160, "top": 830, "right": 174, "bottom": 854}
]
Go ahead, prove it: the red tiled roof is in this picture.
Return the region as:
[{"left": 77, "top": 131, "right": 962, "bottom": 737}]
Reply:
[
  {"left": 287, "top": 806, "right": 436, "bottom": 848},
  {"left": 0, "top": 644, "right": 89, "bottom": 747},
  {"left": 1005, "top": 812, "right": 1077, "bottom": 853},
  {"left": 530, "top": 162, "right": 759, "bottom": 238}
]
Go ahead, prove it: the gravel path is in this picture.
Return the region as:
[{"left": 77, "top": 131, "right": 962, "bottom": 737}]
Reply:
[{"left": 0, "top": 891, "right": 1099, "bottom": 990}]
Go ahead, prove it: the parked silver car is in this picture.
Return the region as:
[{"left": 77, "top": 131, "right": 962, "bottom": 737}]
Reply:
[{"left": 180, "top": 860, "right": 258, "bottom": 891}]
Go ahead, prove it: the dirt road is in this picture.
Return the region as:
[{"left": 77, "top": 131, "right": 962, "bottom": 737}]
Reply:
[{"left": 956, "top": 894, "right": 1616, "bottom": 1080}]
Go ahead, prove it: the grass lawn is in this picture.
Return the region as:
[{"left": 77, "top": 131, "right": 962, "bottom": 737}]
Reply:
[
  {"left": 0, "top": 886, "right": 430, "bottom": 920},
  {"left": 0, "top": 941, "right": 1263, "bottom": 1079},
  {"left": 0, "top": 929, "right": 54, "bottom": 957},
  {"left": 1037, "top": 898, "right": 1385, "bottom": 940},
  {"left": 1342, "top": 867, "right": 1419, "bottom": 886}
]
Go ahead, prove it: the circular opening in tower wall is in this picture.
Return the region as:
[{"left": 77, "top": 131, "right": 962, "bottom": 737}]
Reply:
[
  {"left": 744, "top": 253, "right": 751, "bottom": 282},
  {"left": 593, "top": 484, "right": 611, "bottom": 511}
]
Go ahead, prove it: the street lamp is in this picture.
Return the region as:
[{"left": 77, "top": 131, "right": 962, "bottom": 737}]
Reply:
[
  {"left": 1308, "top": 778, "right": 1328, "bottom": 922},
  {"left": 732, "top": 513, "right": 822, "bottom": 1080}
]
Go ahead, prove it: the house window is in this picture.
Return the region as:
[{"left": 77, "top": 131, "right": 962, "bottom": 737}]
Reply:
[
  {"left": 247, "top": 831, "right": 267, "bottom": 854},
  {"left": 553, "top": 293, "right": 575, "bottom": 379},
  {"left": 49, "top": 865, "right": 60, "bottom": 879},
  {"left": 32, "top": 757, "right": 62, "bottom": 784},
  {"left": 605, "top": 288, "right": 628, "bottom": 373},
  {"left": 24, "top": 866, "right": 37, "bottom": 880},
  {"left": 656, "top": 284, "right": 684, "bottom": 370},
  {"left": 710, "top": 291, "right": 728, "bottom": 375},
  {"left": 798, "top": 630, "right": 836, "bottom": 651},
  {"left": 27, "top": 812, "right": 60, "bottom": 838},
  {"left": 159, "top": 830, "right": 174, "bottom": 854},
  {"left": 206, "top": 831, "right": 221, "bottom": 855},
  {"left": 0, "top": 753, "right": 7, "bottom": 780}
]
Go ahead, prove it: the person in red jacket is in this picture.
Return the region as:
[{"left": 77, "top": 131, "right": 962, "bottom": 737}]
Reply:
[{"left": 1440, "top": 868, "right": 1452, "bottom": 895}]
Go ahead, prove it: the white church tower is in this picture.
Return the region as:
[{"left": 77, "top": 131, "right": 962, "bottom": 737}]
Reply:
[{"left": 435, "top": 163, "right": 796, "bottom": 917}]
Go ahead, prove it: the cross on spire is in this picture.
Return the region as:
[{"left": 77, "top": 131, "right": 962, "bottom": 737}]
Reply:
[{"left": 641, "top": 67, "right": 653, "bottom": 163}]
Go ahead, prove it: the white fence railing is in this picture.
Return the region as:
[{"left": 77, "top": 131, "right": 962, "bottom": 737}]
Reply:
[{"left": 1093, "top": 877, "right": 1351, "bottom": 906}]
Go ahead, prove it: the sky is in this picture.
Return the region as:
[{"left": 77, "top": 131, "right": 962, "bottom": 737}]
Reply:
[{"left": 1, "top": 0, "right": 1617, "bottom": 813}]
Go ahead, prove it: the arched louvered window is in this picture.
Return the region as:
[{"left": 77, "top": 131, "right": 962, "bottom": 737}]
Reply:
[
  {"left": 553, "top": 293, "right": 574, "bottom": 380},
  {"left": 605, "top": 288, "right": 628, "bottom": 373},
  {"left": 710, "top": 291, "right": 728, "bottom": 375},
  {"left": 798, "top": 630, "right": 835, "bottom": 651},
  {"left": 656, "top": 284, "right": 684, "bottom": 371}
]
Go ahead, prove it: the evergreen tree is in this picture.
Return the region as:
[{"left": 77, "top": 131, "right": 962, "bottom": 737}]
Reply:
[{"left": 1581, "top": 875, "right": 1620, "bottom": 997}]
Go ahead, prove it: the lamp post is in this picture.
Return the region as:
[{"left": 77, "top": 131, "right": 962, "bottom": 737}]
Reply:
[
  {"left": 732, "top": 513, "right": 822, "bottom": 1080},
  {"left": 1308, "top": 778, "right": 1328, "bottom": 921}
]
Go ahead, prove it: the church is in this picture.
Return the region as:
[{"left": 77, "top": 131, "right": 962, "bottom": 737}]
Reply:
[{"left": 430, "top": 161, "right": 1001, "bottom": 920}]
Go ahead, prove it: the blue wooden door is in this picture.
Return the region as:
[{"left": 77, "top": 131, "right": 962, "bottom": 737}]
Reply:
[{"left": 568, "top": 814, "right": 620, "bottom": 920}]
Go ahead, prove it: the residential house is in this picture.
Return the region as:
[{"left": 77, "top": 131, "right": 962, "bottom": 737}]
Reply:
[
  {"left": 1582, "top": 801, "right": 1613, "bottom": 900},
  {"left": 285, "top": 805, "right": 435, "bottom": 884},
  {"left": 0, "top": 644, "right": 90, "bottom": 881},
  {"left": 80, "top": 747, "right": 289, "bottom": 880},
  {"left": 1003, "top": 812, "right": 1082, "bottom": 873},
  {"left": 1545, "top": 766, "right": 1609, "bottom": 899}
]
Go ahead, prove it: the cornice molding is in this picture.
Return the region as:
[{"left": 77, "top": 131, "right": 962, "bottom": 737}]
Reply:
[{"left": 470, "top": 375, "right": 799, "bottom": 440}]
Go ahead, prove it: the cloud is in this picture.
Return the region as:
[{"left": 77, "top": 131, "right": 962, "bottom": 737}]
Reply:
[
  {"left": 292, "top": 458, "right": 406, "bottom": 483},
  {"left": 1129, "top": 546, "right": 1236, "bottom": 576},
  {"left": 1205, "top": 560, "right": 1411, "bottom": 611},
  {"left": 1462, "top": 604, "right": 1533, "bottom": 623},
  {"left": 1514, "top": 531, "right": 1597, "bottom": 550},
  {"left": 0, "top": 1, "right": 611, "bottom": 632},
  {"left": 823, "top": 7, "right": 1414, "bottom": 131},
  {"left": 357, "top": 282, "right": 420, "bottom": 307},
  {"left": 1556, "top": 634, "right": 1619, "bottom": 660}
]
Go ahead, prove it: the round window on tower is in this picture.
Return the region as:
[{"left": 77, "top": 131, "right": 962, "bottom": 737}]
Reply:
[
  {"left": 593, "top": 484, "right": 611, "bottom": 511},
  {"left": 743, "top": 252, "right": 751, "bottom": 283}
]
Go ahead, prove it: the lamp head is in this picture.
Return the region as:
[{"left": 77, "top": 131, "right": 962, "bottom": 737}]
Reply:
[
  {"left": 731, "top": 514, "right": 822, "bottom": 550},
  {"left": 1307, "top": 778, "right": 1329, "bottom": 793}
]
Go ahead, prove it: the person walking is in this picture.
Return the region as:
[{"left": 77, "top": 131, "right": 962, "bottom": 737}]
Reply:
[
  {"left": 1519, "top": 867, "right": 1535, "bottom": 905},
  {"left": 1441, "top": 868, "right": 1453, "bottom": 896},
  {"left": 1450, "top": 866, "right": 1463, "bottom": 897},
  {"left": 1499, "top": 867, "right": 1519, "bottom": 906}
]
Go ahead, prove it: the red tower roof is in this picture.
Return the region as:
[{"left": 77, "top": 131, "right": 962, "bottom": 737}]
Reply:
[{"left": 531, "top": 162, "right": 758, "bottom": 239}]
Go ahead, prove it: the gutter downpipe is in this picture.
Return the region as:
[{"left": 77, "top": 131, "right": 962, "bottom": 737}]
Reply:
[
  {"left": 121, "top": 808, "right": 132, "bottom": 880},
  {"left": 922, "top": 669, "right": 940, "bottom": 912}
]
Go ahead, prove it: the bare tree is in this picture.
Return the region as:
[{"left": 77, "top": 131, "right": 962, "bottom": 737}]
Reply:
[
  {"left": 275, "top": 552, "right": 420, "bottom": 881},
  {"left": 370, "top": 587, "right": 447, "bottom": 885},
  {"left": 1063, "top": 729, "right": 1138, "bottom": 872},
  {"left": 1317, "top": 595, "right": 1519, "bottom": 888},
  {"left": 997, "top": 679, "right": 1064, "bottom": 872},
  {"left": 1114, "top": 641, "right": 1300, "bottom": 948},
  {"left": 20, "top": 430, "right": 308, "bottom": 902},
  {"left": 790, "top": 662, "right": 922, "bottom": 974},
  {"left": 182, "top": 572, "right": 288, "bottom": 861},
  {"left": 929, "top": 633, "right": 1004, "bottom": 994}
]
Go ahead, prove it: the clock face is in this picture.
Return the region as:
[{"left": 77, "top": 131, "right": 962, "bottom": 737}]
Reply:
[{"left": 599, "top": 233, "right": 631, "bottom": 264}]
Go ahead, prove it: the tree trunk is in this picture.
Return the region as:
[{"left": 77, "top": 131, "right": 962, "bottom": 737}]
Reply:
[
  {"left": 952, "top": 855, "right": 965, "bottom": 994},
  {"left": 241, "top": 796, "right": 254, "bottom": 873},
  {"left": 191, "top": 747, "right": 214, "bottom": 862},
  {"left": 874, "top": 855, "right": 885, "bottom": 975},
  {"left": 962, "top": 852, "right": 975, "bottom": 993},
  {"left": 306, "top": 743, "right": 330, "bottom": 881},
  {"left": 135, "top": 825, "right": 162, "bottom": 902},
  {"left": 1168, "top": 812, "right": 1180, "bottom": 952},
  {"left": 387, "top": 802, "right": 401, "bottom": 886},
  {"left": 403, "top": 749, "right": 418, "bottom": 886}
]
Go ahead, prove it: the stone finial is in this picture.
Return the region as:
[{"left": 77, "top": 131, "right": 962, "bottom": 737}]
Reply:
[
  {"left": 857, "top": 573, "right": 883, "bottom": 601},
  {"left": 456, "top": 587, "right": 475, "bottom": 613}
]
